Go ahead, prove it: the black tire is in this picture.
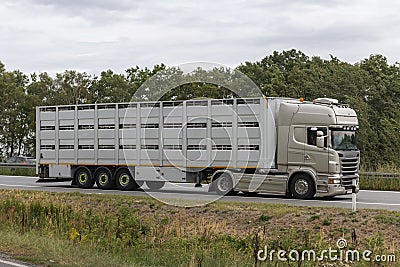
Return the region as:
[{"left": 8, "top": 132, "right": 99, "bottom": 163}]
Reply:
[
  {"left": 146, "top": 181, "right": 165, "bottom": 190},
  {"left": 74, "top": 167, "right": 95, "bottom": 189},
  {"left": 95, "top": 167, "right": 115, "bottom": 190},
  {"left": 115, "top": 168, "right": 140, "bottom": 191},
  {"left": 214, "top": 173, "right": 237, "bottom": 196},
  {"left": 289, "top": 174, "right": 316, "bottom": 199}
]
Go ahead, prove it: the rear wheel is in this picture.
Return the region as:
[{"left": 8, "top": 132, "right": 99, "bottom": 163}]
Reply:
[
  {"left": 146, "top": 181, "right": 165, "bottom": 190},
  {"left": 115, "top": 169, "right": 140, "bottom": 191},
  {"left": 215, "top": 173, "right": 237, "bottom": 196},
  {"left": 74, "top": 167, "right": 95, "bottom": 189},
  {"left": 95, "top": 167, "right": 115, "bottom": 190},
  {"left": 289, "top": 174, "right": 316, "bottom": 199}
]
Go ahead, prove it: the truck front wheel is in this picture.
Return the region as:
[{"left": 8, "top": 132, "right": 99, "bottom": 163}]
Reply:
[
  {"left": 74, "top": 167, "right": 95, "bottom": 189},
  {"left": 289, "top": 174, "right": 316, "bottom": 199}
]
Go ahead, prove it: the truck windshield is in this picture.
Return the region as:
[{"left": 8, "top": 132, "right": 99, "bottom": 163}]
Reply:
[{"left": 331, "top": 130, "right": 358, "bottom": 151}]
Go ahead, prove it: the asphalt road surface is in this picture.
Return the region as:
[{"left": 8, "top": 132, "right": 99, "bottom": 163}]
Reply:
[{"left": 0, "top": 175, "right": 399, "bottom": 211}]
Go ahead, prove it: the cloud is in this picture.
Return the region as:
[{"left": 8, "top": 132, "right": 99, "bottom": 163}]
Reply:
[
  {"left": 32, "top": 0, "right": 135, "bottom": 12},
  {"left": 1, "top": 0, "right": 400, "bottom": 75}
]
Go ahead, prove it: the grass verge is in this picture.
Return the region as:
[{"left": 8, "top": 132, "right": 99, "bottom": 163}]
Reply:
[
  {"left": 0, "top": 190, "right": 399, "bottom": 266},
  {"left": 0, "top": 167, "right": 35, "bottom": 177}
]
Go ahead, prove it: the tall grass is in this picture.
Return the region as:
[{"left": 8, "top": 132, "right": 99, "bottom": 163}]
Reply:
[
  {"left": 0, "top": 191, "right": 252, "bottom": 266},
  {"left": 0, "top": 190, "right": 398, "bottom": 266}
]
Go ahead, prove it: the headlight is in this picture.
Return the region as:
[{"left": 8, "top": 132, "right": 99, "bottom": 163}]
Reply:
[{"left": 328, "top": 178, "right": 341, "bottom": 184}]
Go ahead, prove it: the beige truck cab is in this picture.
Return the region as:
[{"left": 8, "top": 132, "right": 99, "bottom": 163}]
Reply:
[{"left": 276, "top": 98, "right": 359, "bottom": 198}]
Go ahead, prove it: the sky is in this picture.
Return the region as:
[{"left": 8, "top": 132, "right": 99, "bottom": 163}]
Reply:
[{"left": 1, "top": 0, "right": 399, "bottom": 75}]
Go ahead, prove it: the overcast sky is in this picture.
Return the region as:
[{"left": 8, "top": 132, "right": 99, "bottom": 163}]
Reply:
[{"left": 1, "top": 0, "right": 399, "bottom": 75}]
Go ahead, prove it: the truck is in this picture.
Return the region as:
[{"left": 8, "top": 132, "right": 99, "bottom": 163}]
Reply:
[{"left": 36, "top": 97, "right": 360, "bottom": 199}]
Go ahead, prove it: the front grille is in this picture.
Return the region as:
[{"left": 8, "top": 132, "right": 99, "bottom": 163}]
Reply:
[{"left": 339, "top": 154, "right": 359, "bottom": 189}]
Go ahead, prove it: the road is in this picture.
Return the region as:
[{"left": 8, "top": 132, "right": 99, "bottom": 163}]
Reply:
[{"left": 0, "top": 175, "right": 399, "bottom": 211}]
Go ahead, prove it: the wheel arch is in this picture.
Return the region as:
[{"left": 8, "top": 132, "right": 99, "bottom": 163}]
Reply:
[{"left": 287, "top": 169, "right": 317, "bottom": 187}]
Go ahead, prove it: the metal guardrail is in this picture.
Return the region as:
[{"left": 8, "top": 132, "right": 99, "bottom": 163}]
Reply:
[
  {"left": 359, "top": 172, "right": 400, "bottom": 178},
  {"left": 0, "top": 163, "right": 36, "bottom": 169}
]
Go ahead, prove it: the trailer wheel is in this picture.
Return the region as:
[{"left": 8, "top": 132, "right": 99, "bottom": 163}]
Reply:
[
  {"left": 289, "top": 174, "right": 316, "bottom": 199},
  {"left": 115, "top": 168, "right": 140, "bottom": 191},
  {"left": 74, "top": 167, "right": 95, "bottom": 189},
  {"left": 215, "top": 173, "right": 237, "bottom": 196},
  {"left": 146, "top": 181, "right": 165, "bottom": 190},
  {"left": 95, "top": 167, "right": 115, "bottom": 190}
]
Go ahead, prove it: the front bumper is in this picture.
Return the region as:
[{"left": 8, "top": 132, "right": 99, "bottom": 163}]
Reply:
[{"left": 316, "top": 174, "right": 359, "bottom": 197}]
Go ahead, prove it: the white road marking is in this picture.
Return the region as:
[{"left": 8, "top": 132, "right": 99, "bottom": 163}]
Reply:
[
  {"left": 351, "top": 201, "right": 400, "bottom": 206},
  {"left": 0, "top": 259, "right": 30, "bottom": 267},
  {"left": 224, "top": 195, "right": 400, "bottom": 207},
  {"left": 141, "top": 192, "right": 400, "bottom": 207},
  {"left": 0, "top": 184, "right": 43, "bottom": 188},
  {"left": 362, "top": 189, "right": 400, "bottom": 194}
]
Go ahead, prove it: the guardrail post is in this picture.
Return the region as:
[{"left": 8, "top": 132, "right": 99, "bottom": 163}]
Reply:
[{"left": 351, "top": 179, "right": 357, "bottom": 212}]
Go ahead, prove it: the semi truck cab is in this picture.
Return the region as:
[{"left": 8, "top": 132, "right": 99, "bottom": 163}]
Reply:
[{"left": 277, "top": 97, "right": 359, "bottom": 197}]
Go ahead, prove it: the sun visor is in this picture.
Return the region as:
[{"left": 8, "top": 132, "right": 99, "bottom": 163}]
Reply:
[{"left": 333, "top": 107, "right": 358, "bottom": 125}]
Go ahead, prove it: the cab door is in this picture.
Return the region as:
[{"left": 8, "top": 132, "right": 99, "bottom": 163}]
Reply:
[
  {"left": 287, "top": 126, "right": 306, "bottom": 167},
  {"left": 304, "top": 127, "right": 329, "bottom": 177}
]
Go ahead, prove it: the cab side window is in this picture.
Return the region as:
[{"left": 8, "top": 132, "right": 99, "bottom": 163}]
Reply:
[
  {"left": 307, "top": 129, "right": 317, "bottom": 146},
  {"left": 307, "top": 127, "right": 327, "bottom": 147}
]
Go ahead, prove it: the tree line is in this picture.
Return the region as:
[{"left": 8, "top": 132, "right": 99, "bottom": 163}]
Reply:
[{"left": 0, "top": 50, "right": 399, "bottom": 170}]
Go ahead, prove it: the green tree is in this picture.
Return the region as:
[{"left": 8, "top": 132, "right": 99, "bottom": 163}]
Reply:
[
  {"left": 48, "top": 70, "right": 93, "bottom": 105},
  {"left": 90, "top": 70, "right": 131, "bottom": 103},
  {"left": 0, "top": 70, "right": 31, "bottom": 158}
]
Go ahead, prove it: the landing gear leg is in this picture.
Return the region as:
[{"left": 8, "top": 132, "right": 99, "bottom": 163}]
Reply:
[{"left": 195, "top": 172, "right": 204, "bottom": 187}]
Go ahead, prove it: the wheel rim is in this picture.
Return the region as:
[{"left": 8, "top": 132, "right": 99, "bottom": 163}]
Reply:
[
  {"left": 79, "top": 173, "right": 87, "bottom": 184},
  {"left": 294, "top": 178, "right": 309, "bottom": 196},
  {"left": 217, "top": 176, "right": 230, "bottom": 193},
  {"left": 119, "top": 174, "right": 129, "bottom": 186},
  {"left": 99, "top": 173, "right": 108, "bottom": 186}
]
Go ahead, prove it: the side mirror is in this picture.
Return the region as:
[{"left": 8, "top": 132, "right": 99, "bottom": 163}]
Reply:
[{"left": 316, "top": 131, "right": 325, "bottom": 148}]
